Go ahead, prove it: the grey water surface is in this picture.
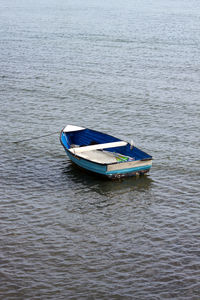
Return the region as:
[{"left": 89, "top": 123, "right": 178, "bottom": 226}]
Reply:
[{"left": 0, "top": 0, "right": 200, "bottom": 299}]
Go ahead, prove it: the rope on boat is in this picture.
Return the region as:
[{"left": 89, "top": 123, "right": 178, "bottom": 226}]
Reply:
[{"left": 14, "top": 131, "right": 60, "bottom": 144}]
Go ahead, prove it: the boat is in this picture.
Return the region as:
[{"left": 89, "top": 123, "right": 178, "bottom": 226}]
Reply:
[{"left": 60, "top": 125, "right": 152, "bottom": 179}]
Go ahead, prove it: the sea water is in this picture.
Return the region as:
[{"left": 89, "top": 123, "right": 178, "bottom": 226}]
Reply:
[{"left": 0, "top": 0, "right": 199, "bottom": 298}]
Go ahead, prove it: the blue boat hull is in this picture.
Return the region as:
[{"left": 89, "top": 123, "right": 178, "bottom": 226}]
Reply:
[
  {"left": 60, "top": 125, "right": 152, "bottom": 179},
  {"left": 64, "top": 147, "right": 152, "bottom": 179}
]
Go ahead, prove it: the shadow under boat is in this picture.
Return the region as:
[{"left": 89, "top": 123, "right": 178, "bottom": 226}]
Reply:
[{"left": 62, "top": 161, "right": 153, "bottom": 195}]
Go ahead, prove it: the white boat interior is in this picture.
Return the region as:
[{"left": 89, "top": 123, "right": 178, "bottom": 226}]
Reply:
[
  {"left": 69, "top": 142, "right": 134, "bottom": 164},
  {"left": 73, "top": 149, "right": 118, "bottom": 164}
]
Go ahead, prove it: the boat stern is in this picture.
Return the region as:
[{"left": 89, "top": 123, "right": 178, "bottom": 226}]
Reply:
[{"left": 105, "top": 159, "right": 152, "bottom": 179}]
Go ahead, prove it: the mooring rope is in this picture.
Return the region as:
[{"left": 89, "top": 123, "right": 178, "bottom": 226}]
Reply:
[{"left": 14, "top": 131, "right": 60, "bottom": 144}]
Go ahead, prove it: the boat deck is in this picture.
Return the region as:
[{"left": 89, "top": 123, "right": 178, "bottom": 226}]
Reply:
[
  {"left": 69, "top": 146, "right": 135, "bottom": 164},
  {"left": 73, "top": 150, "right": 118, "bottom": 164}
]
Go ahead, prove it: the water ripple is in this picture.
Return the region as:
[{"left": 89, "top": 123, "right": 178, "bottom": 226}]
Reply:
[{"left": 1, "top": 0, "right": 200, "bottom": 299}]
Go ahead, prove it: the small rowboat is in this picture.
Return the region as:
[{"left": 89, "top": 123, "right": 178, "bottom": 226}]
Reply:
[{"left": 60, "top": 125, "right": 152, "bottom": 179}]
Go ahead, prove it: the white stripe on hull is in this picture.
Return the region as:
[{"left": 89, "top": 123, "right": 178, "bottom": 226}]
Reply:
[{"left": 107, "top": 160, "right": 152, "bottom": 172}]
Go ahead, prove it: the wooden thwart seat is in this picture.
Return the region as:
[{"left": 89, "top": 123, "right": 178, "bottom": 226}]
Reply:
[{"left": 69, "top": 141, "right": 127, "bottom": 154}]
